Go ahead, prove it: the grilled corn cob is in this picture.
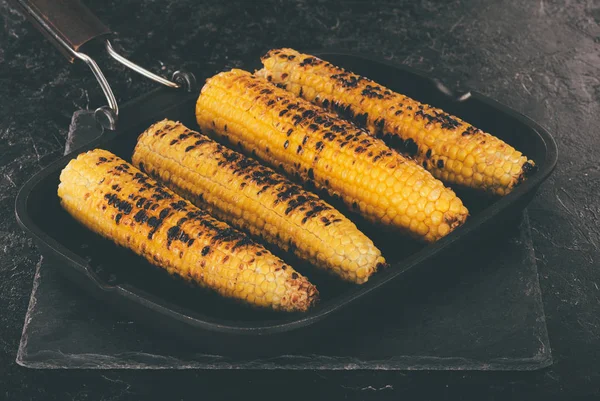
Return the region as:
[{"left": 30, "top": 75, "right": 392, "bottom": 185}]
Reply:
[
  {"left": 57, "top": 148, "right": 318, "bottom": 312},
  {"left": 195, "top": 69, "right": 468, "bottom": 242},
  {"left": 257, "top": 48, "right": 537, "bottom": 196},
  {"left": 132, "top": 119, "right": 385, "bottom": 284}
]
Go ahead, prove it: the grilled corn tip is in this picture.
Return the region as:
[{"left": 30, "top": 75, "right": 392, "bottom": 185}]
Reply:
[
  {"left": 257, "top": 48, "right": 536, "bottom": 196},
  {"left": 196, "top": 68, "right": 468, "bottom": 242},
  {"left": 58, "top": 148, "right": 318, "bottom": 312},
  {"left": 132, "top": 119, "right": 386, "bottom": 284}
]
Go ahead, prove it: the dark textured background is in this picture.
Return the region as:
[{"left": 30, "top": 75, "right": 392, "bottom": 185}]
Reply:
[{"left": 1, "top": 0, "right": 599, "bottom": 399}]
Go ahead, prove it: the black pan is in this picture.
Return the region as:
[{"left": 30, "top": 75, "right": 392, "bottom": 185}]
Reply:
[{"left": 13, "top": 0, "right": 558, "bottom": 355}]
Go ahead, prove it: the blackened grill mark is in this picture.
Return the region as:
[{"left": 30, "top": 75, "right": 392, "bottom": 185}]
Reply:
[
  {"left": 104, "top": 193, "right": 133, "bottom": 214},
  {"left": 330, "top": 124, "right": 345, "bottom": 133},
  {"left": 275, "top": 186, "right": 300, "bottom": 205},
  {"left": 307, "top": 168, "right": 314, "bottom": 179},
  {"left": 330, "top": 72, "right": 362, "bottom": 88},
  {"left": 281, "top": 73, "right": 288, "bottom": 79},
  {"left": 395, "top": 109, "right": 403, "bottom": 116},
  {"left": 323, "top": 132, "right": 335, "bottom": 141},
  {"left": 398, "top": 137, "right": 419, "bottom": 156},
  {"left": 462, "top": 126, "right": 480, "bottom": 136},
  {"left": 361, "top": 87, "right": 384, "bottom": 99},
  {"left": 211, "top": 228, "right": 247, "bottom": 247},
  {"left": 426, "top": 149, "right": 432, "bottom": 159},
  {"left": 260, "top": 88, "right": 273, "bottom": 94},
  {"left": 437, "top": 159, "right": 445, "bottom": 169},
  {"left": 96, "top": 157, "right": 108, "bottom": 165},
  {"left": 167, "top": 226, "right": 193, "bottom": 248},
  {"left": 218, "top": 150, "right": 241, "bottom": 166},
  {"left": 151, "top": 187, "right": 174, "bottom": 201},
  {"left": 147, "top": 216, "right": 160, "bottom": 239},
  {"left": 232, "top": 236, "right": 253, "bottom": 250},
  {"left": 291, "top": 272, "right": 299, "bottom": 279},
  {"left": 284, "top": 140, "right": 289, "bottom": 149},
  {"left": 170, "top": 200, "right": 187, "bottom": 211},
  {"left": 297, "top": 145, "right": 303, "bottom": 154},
  {"left": 279, "top": 109, "right": 289, "bottom": 117},
  {"left": 134, "top": 209, "right": 148, "bottom": 223},
  {"left": 115, "top": 214, "right": 122, "bottom": 224},
  {"left": 315, "top": 141, "right": 324, "bottom": 151},
  {"left": 415, "top": 109, "right": 461, "bottom": 130},
  {"left": 322, "top": 99, "right": 329, "bottom": 108},
  {"left": 521, "top": 161, "right": 537, "bottom": 178},
  {"left": 299, "top": 57, "right": 319, "bottom": 66},
  {"left": 159, "top": 208, "right": 171, "bottom": 220},
  {"left": 170, "top": 139, "right": 178, "bottom": 145},
  {"left": 301, "top": 205, "right": 326, "bottom": 224}
]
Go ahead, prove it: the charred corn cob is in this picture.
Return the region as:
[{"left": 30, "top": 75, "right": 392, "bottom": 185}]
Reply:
[
  {"left": 257, "top": 48, "right": 537, "bottom": 196},
  {"left": 57, "top": 148, "right": 318, "bottom": 312},
  {"left": 132, "top": 119, "right": 385, "bottom": 284},
  {"left": 195, "top": 69, "right": 468, "bottom": 242}
]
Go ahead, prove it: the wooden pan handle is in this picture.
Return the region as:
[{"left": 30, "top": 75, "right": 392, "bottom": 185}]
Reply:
[{"left": 8, "top": 0, "right": 112, "bottom": 62}]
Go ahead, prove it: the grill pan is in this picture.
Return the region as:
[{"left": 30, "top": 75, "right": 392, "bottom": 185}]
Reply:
[{"left": 12, "top": 0, "right": 558, "bottom": 355}]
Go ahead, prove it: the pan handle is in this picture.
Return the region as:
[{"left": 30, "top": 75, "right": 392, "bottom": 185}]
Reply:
[
  {"left": 9, "top": 0, "right": 196, "bottom": 131},
  {"left": 8, "top": 0, "right": 112, "bottom": 62},
  {"left": 8, "top": 0, "right": 119, "bottom": 128}
]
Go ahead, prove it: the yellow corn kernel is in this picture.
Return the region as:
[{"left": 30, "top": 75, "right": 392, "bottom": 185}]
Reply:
[
  {"left": 258, "top": 48, "right": 537, "bottom": 196},
  {"left": 57, "top": 149, "right": 318, "bottom": 312},
  {"left": 196, "top": 69, "right": 468, "bottom": 242},
  {"left": 133, "top": 120, "right": 384, "bottom": 284}
]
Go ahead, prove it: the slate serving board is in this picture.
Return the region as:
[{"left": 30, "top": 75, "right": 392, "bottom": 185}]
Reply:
[{"left": 15, "top": 111, "right": 552, "bottom": 370}]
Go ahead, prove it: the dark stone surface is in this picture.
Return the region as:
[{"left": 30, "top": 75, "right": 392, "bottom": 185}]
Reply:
[
  {"left": 0, "top": 0, "right": 599, "bottom": 399},
  {"left": 17, "top": 212, "right": 550, "bottom": 371}
]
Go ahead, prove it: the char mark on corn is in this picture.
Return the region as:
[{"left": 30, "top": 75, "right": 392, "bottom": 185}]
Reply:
[
  {"left": 133, "top": 119, "right": 386, "bottom": 283},
  {"left": 58, "top": 148, "right": 318, "bottom": 311},
  {"left": 195, "top": 69, "right": 468, "bottom": 242},
  {"left": 257, "top": 48, "right": 536, "bottom": 196}
]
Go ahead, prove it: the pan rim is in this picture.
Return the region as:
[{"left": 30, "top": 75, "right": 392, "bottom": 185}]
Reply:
[{"left": 14, "top": 50, "right": 558, "bottom": 336}]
